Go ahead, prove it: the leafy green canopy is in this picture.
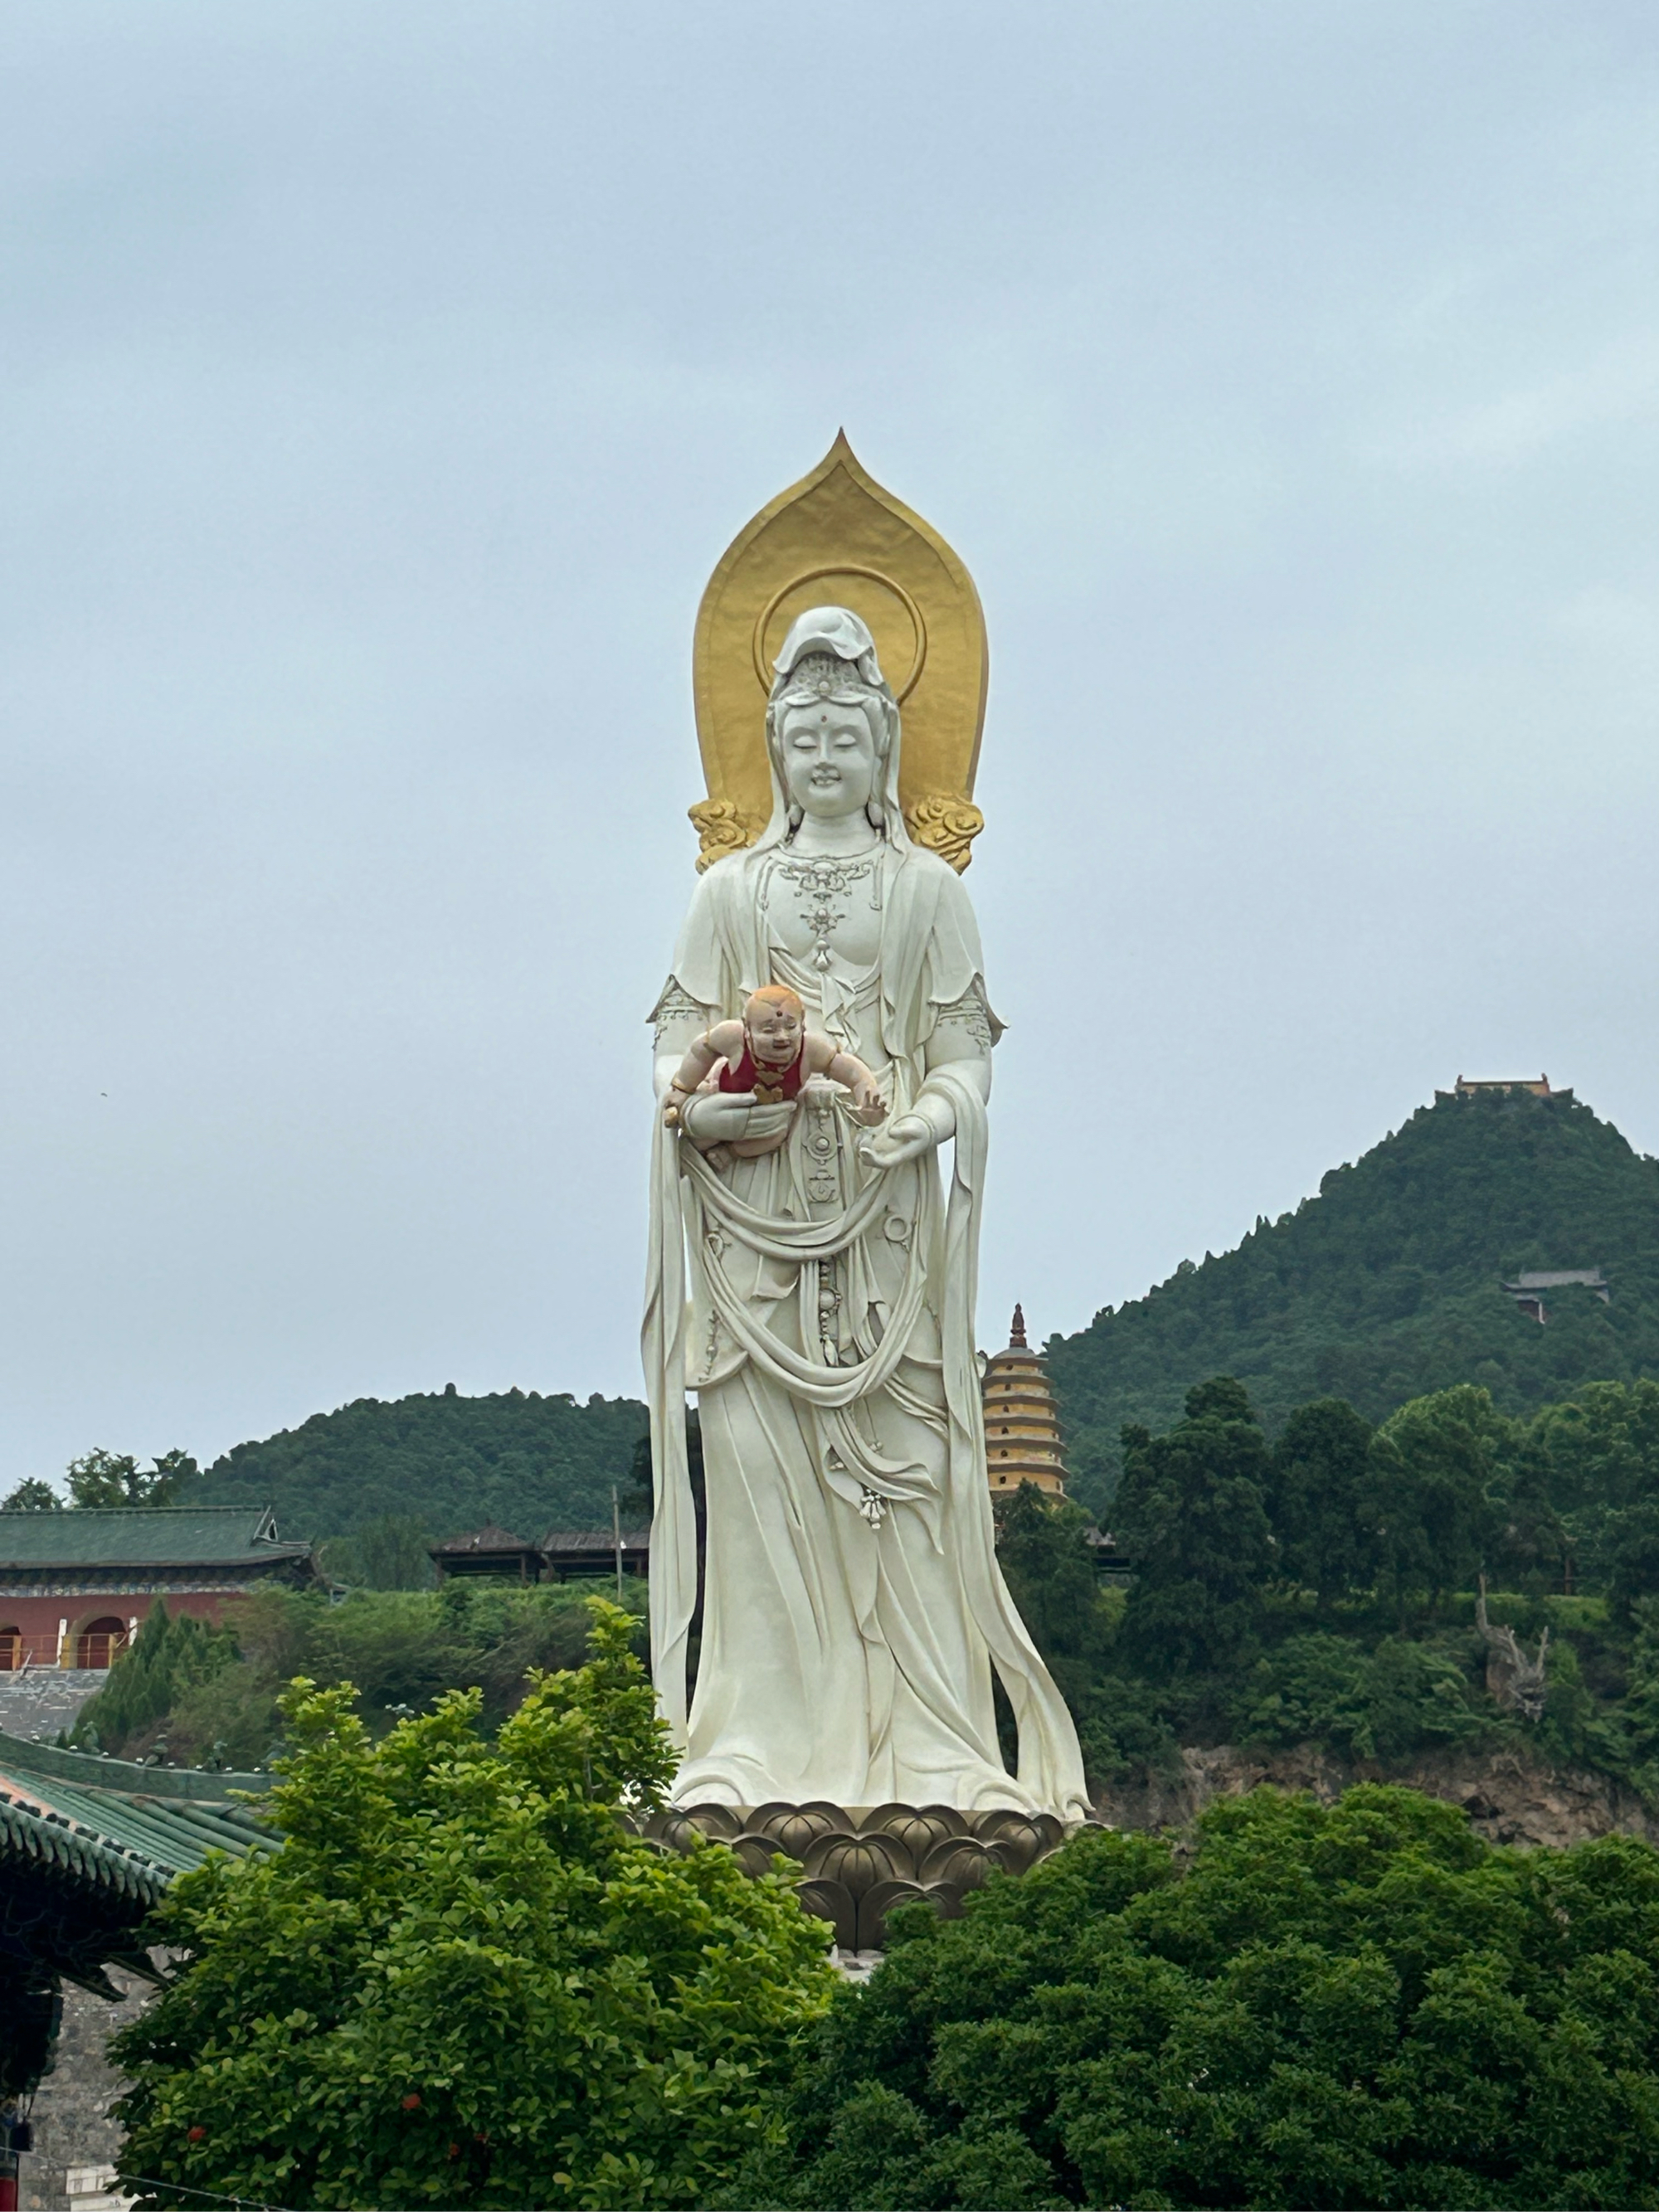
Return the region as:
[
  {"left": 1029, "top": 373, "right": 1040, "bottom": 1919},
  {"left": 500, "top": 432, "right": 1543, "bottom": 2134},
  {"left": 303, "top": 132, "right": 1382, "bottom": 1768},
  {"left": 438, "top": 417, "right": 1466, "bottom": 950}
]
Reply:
[
  {"left": 1, "top": 1475, "right": 62, "bottom": 1510},
  {"left": 1048, "top": 1091, "right": 1659, "bottom": 1510},
  {"left": 71, "top": 1579, "right": 649, "bottom": 1769},
  {"left": 111, "top": 1602, "right": 835, "bottom": 2211},
  {"left": 735, "top": 1786, "right": 1659, "bottom": 2211},
  {"left": 2, "top": 1451, "right": 196, "bottom": 1513},
  {"left": 996, "top": 1375, "right": 1659, "bottom": 1795},
  {"left": 189, "top": 1386, "right": 648, "bottom": 1544}
]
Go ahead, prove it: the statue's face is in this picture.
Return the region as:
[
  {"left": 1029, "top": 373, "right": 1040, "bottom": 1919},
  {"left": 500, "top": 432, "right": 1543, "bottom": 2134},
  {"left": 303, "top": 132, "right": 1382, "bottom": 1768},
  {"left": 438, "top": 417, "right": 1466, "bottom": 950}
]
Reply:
[
  {"left": 745, "top": 997, "right": 803, "bottom": 1066},
  {"left": 778, "top": 701, "right": 878, "bottom": 821}
]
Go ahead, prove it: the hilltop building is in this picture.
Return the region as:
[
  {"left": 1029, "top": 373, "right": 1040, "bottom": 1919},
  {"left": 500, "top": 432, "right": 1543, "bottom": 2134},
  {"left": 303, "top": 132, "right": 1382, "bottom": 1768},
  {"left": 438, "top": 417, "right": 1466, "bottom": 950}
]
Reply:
[
  {"left": 1503, "top": 1269, "right": 1611, "bottom": 1324},
  {"left": 980, "top": 1306, "right": 1068, "bottom": 1497},
  {"left": 0, "top": 1507, "right": 315, "bottom": 1674},
  {"left": 428, "top": 1523, "right": 650, "bottom": 1584},
  {"left": 1441, "top": 1074, "right": 1575, "bottom": 1103}
]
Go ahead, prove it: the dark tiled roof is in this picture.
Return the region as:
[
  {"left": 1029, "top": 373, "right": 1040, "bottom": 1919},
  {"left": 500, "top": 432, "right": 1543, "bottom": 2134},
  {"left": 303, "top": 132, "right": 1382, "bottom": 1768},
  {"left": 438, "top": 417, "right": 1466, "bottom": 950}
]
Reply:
[
  {"left": 0, "top": 1505, "right": 311, "bottom": 1571},
  {"left": 541, "top": 1529, "right": 650, "bottom": 1553},
  {"left": 430, "top": 1523, "right": 537, "bottom": 1555}
]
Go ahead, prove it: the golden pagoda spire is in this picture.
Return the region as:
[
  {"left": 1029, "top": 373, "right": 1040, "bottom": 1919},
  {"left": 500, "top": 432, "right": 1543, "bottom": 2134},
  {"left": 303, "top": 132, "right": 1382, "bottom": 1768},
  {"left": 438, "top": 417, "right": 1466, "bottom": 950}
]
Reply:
[{"left": 980, "top": 1305, "right": 1067, "bottom": 1498}]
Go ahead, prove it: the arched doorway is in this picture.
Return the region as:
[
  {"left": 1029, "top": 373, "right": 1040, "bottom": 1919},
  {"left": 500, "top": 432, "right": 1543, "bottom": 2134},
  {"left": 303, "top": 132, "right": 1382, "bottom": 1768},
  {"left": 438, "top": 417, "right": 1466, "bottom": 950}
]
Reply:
[
  {"left": 0, "top": 1626, "right": 22, "bottom": 1671},
  {"left": 74, "top": 1616, "right": 128, "bottom": 1670}
]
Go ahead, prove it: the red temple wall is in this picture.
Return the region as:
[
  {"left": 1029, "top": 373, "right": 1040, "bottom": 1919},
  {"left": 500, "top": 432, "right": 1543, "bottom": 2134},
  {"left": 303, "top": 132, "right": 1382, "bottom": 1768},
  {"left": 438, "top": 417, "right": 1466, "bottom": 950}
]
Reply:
[{"left": 0, "top": 1589, "right": 244, "bottom": 1672}]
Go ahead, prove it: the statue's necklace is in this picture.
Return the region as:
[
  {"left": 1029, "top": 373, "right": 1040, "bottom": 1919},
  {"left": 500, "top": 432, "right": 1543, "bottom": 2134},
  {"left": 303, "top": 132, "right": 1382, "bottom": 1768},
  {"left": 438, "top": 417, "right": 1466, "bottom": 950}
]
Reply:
[{"left": 763, "top": 853, "right": 881, "bottom": 973}]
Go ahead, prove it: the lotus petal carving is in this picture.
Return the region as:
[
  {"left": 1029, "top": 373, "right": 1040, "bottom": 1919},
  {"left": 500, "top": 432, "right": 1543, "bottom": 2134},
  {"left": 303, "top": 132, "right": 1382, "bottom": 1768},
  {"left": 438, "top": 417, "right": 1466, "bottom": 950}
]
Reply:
[
  {"left": 861, "top": 1805, "right": 967, "bottom": 1861},
  {"left": 802, "top": 1832, "right": 908, "bottom": 1892},
  {"left": 677, "top": 1802, "right": 745, "bottom": 1840},
  {"left": 914, "top": 1802, "right": 971, "bottom": 1837},
  {"left": 645, "top": 1811, "right": 709, "bottom": 1855},
  {"left": 757, "top": 1806, "right": 847, "bottom": 1860},
  {"left": 649, "top": 1800, "right": 1075, "bottom": 1952},
  {"left": 746, "top": 1801, "right": 808, "bottom": 1833},
  {"left": 730, "top": 1835, "right": 785, "bottom": 1879},
  {"left": 918, "top": 1836, "right": 996, "bottom": 1889},
  {"left": 856, "top": 1878, "right": 927, "bottom": 1952},
  {"left": 794, "top": 1876, "right": 857, "bottom": 1951}
]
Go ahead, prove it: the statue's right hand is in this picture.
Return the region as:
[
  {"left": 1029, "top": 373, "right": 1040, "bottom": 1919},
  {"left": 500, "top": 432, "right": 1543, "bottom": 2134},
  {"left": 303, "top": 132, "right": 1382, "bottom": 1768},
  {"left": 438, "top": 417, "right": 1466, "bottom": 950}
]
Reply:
[{"left": 679, "top": 1091, "right": 793, "bottom": 1145}]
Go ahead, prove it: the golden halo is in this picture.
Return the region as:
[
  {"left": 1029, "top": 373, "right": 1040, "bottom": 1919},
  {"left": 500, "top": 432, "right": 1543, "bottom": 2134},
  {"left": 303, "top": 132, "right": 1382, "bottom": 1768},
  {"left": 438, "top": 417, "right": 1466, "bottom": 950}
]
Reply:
[
  {"left": 691, "top": 434, "right": 989, "bottom": 869},
  {"left": 751, "top": 565, "right": 929, "bottom": 704}
]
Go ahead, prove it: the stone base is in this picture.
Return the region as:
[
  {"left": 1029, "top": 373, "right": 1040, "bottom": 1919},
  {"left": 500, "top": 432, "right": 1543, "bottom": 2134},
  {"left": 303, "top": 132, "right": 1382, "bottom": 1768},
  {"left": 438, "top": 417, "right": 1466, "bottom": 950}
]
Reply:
[{"left": 635, "top": 1800, "right": 1071, "bottom": 1951}]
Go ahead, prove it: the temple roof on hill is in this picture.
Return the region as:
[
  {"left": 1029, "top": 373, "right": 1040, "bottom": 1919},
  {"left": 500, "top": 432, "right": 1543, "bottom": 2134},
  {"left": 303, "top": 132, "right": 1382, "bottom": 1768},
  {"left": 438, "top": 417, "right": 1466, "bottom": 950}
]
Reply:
[
  {"left": 0, "top": 1505, "right": 311, "bottom": 1572},
  {"left": 1506, "top": 1269, "right": 1608, "bottom": 1290},
  {"left": 430, "top": 1522, "right": 536, "bottom": 1555},
  {"left": 541, "top": 1529, "right": 651, "bottom": 1553}
]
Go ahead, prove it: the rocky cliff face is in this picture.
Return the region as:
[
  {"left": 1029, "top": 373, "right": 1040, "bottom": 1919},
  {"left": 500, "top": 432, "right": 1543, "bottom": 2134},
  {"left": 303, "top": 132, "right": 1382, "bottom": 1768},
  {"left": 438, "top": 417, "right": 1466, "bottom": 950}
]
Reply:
[{"left": 1095, "top": 1743, "right": 1659, "bottom": 1851}]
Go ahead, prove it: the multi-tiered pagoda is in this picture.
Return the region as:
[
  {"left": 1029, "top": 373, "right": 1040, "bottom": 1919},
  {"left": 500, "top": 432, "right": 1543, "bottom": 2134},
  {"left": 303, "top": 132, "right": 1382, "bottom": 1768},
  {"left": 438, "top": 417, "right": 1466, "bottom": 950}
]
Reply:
[{"left": 980, "top": 1305, "right": 1068, "bottom": 1497}]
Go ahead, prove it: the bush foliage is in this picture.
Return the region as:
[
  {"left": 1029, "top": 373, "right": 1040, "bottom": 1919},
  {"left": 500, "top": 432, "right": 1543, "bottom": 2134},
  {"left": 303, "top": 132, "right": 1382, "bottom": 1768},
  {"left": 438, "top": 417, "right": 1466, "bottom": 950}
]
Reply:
[
  {"left": 732, "top": 1787, "right": 1659, "bottom": 2210},
  {"left": 71, "top": 1578, "right": 646, "bottom": 1769},
  {"left": 111, "top": 1602, "right": 834, "bottom": 2211},
  {"left": 995, "top": 1373, "right": 1659, "bottom": 1801}
]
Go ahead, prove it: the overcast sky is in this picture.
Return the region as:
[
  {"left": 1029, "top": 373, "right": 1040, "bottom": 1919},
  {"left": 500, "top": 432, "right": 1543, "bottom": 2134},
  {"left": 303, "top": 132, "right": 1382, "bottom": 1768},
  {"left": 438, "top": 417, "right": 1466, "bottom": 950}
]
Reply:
[{"left": 2, "top": 2, "right": 1656, "bottom": 1490}]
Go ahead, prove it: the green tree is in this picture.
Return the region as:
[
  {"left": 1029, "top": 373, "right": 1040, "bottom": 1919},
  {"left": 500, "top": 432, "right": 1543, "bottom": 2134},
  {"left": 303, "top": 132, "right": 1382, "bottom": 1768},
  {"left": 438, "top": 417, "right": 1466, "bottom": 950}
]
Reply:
[
  {"left": 1538, "top": 1379, "right": 1659, "bottom": 1594},
  {"left": 1370, "top": 1385, "right": 1513, "bottom": 1606},
  {"left": 992, "top": 1485, "right": 1113, "bottom": 1694},
  {"left": 112, "top": 1601, "right": 834, "bottom": 2210},
  {"left": 1, "top": 1477, "right": 61, "bottom": 1510},
  {"left": 66, "top": 1447, "right": 198, "bottom": 1509},
  {"left": 318, "top": 1513, "right": 437, "bottom": 1590},
  {"left": 70, "top": 1602, "right": 239, "bottom": 1757},
  {"left": 193, "top": 1386, "right": 648, "bottom": 1544},
  {"left": 1266, "top": 1396, "right": 1381, "bottom": 1602},
  {"left": 1115, "top": 1376, "right": 1274, "bottom": 1680},
  {"left": 733, "top": 1785, "right": 1659, "bottom": 2210},
  {"left": 991, "top": 1484, "right": 1176, "bottom": 1786}
]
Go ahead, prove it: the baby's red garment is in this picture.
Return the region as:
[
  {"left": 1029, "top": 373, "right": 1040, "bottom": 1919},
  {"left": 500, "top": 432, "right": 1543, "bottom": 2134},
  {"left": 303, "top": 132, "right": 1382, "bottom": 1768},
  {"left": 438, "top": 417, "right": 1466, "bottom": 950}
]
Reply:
[{"left": 719, "top": 1039, "right": 807, "bottom": 1100}]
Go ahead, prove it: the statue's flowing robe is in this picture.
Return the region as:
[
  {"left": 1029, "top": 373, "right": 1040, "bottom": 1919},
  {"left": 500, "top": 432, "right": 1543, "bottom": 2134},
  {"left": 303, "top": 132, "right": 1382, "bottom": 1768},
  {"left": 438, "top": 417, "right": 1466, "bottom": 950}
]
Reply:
[{"left": 645, "top": 839, "right": 1088, "bottom": 1817}]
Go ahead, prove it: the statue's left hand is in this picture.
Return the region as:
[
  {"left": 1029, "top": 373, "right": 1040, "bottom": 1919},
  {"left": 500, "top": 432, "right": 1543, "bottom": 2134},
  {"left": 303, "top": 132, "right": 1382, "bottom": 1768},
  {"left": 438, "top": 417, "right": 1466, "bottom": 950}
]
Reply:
[{"left": 859, "top": 1113, "right": 934, "bottom": 1169}]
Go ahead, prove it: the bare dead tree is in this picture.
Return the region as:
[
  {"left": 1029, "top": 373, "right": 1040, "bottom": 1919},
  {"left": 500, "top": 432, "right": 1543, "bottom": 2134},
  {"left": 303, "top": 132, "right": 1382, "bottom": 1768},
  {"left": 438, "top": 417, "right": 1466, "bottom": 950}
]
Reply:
[{"left": 1476, "top": 1574, "right": 1550, "bottom": 1722}]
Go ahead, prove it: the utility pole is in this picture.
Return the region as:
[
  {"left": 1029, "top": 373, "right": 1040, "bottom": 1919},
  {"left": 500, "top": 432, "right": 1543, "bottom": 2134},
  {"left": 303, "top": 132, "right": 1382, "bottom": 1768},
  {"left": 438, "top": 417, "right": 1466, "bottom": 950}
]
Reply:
[{"left": 611, "top": 1484, "right": 624, "bottom": 1601}]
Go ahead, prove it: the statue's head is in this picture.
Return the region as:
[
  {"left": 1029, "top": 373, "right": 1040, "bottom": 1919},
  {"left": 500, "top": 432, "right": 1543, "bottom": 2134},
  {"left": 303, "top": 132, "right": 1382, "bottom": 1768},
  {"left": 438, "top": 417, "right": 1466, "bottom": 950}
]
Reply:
[
  {"left": 760, "top": 606, "right": 907, "bottom": 848},
  {"left": 742, "top": 982, "right": 805, "bottom": 1066}
]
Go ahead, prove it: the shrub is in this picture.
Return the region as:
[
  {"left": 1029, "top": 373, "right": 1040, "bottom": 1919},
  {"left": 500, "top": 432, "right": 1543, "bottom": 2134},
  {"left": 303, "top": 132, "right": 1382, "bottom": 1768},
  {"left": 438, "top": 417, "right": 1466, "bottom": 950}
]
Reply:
[{"left": 113, "top": 1601, "right": 834, "bottom": 2210}]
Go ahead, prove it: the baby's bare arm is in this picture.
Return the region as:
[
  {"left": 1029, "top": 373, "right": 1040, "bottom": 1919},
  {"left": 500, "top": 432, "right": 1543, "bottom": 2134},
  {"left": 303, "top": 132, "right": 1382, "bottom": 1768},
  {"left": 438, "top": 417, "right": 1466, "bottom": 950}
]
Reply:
[
  {"left": 825, "top": 1047, "right": 877, "bottom": 1090},
  {"left": 670, "top": 1020, "right": 744, "bottom": 1095}
]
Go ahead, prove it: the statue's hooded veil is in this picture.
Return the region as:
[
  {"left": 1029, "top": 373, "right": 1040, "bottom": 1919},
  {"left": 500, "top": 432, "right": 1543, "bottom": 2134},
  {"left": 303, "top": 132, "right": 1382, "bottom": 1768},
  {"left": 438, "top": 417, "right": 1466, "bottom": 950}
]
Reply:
[{"left": 752, "top": 605, "right": 913, "bottom": 856}]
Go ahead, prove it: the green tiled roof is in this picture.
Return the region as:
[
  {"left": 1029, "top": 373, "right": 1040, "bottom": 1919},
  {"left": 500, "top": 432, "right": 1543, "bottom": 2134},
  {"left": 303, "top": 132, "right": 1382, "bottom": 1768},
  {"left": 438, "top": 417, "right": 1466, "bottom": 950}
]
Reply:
[
  {"left": 0, "top": 1730, "right": 271, "bottom": 1801},
  {"left": 0, "top": 1505, "right": 311, "bottom": 1570},
  {"left": 0, "top": 1733, "right": 275, "bottom": 1904}
]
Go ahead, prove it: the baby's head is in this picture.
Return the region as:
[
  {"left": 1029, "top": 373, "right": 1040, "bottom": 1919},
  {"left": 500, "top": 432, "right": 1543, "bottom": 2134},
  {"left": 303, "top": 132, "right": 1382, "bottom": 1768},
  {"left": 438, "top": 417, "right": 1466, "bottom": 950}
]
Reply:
[{"left": 744, "top": 983, "right": 805, "bottom": 1065}]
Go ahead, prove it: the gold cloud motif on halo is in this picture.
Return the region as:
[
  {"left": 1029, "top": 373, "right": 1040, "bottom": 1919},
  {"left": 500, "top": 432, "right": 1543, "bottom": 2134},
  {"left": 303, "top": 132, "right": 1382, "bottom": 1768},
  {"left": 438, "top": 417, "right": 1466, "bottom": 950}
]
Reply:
[{"left": 904, "top": 795, "right": 985, "bottom": 873}]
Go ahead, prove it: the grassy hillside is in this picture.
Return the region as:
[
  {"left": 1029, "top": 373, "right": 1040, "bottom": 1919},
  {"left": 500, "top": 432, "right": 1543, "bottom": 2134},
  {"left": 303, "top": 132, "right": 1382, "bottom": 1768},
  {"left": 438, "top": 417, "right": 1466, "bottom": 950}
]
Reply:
[
  {"left": 192, "top": 1386, "right": 649, "bottom": 1547},
  {"left": 1048, "top": 1090, "right": 1659, "bottom": 1511}
]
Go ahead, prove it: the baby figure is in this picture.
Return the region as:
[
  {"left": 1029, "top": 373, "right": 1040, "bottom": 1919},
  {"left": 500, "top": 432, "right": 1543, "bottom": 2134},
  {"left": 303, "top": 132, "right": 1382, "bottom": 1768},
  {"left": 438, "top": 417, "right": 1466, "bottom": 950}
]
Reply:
[{"left": 666, "top": 983, "right": 887, "bottom": 1161}]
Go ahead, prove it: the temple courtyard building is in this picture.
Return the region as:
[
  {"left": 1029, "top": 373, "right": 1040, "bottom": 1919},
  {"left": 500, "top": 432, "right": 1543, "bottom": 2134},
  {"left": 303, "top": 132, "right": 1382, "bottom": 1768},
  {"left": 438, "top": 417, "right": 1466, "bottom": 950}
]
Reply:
[{"left": 0, "top": 1508, "right": 316, "bottom": 1674}]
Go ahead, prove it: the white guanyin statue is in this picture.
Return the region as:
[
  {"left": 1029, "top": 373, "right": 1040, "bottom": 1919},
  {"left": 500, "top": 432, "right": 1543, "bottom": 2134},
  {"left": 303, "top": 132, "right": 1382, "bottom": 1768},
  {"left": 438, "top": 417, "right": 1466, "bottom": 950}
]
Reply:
[{"left": 644, "top": 602, "right": 1089, "bottom": 1821}]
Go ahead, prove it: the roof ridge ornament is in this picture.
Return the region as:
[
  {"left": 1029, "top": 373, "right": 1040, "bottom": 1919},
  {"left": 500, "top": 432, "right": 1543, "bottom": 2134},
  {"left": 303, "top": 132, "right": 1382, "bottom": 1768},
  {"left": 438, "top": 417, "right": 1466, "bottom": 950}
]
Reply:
[{"left": 689, "top": 432, "right": 989, "bottom": 872}]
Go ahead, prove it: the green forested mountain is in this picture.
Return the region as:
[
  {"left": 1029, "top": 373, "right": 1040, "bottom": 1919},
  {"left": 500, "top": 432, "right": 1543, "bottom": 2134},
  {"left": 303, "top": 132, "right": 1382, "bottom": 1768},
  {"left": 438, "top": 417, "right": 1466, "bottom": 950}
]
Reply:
[
  {"left": 192, "top": 1386, "right": 648, "bottom": 1546},
  {"left": 1048, "top": 1089, "right": 1659, "bottom": 1510}
]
